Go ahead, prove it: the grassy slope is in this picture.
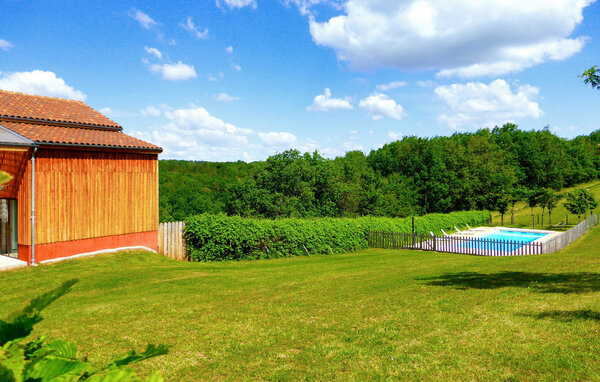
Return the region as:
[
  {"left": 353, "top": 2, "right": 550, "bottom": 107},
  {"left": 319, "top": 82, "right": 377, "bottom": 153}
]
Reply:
[
  {"left": 2, "top": 228, "right": 600, "bottom": 381},
  {"left": 491, "top": 180, "right": 600, "bottom": 230}
]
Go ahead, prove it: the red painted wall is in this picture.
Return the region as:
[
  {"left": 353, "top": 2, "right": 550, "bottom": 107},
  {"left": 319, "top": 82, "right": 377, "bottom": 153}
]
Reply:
[{"left": 18, "top": 230, "right": 157, "bottom": 264}]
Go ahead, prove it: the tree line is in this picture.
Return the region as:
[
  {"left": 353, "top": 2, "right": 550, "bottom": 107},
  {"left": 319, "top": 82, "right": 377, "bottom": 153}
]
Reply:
[{"left": 159, "top": 124, "right": 600, "bottom": 222}]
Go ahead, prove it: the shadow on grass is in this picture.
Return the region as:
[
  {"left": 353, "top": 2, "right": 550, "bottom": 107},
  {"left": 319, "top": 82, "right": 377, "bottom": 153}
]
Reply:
[
  {"left": 419, "top": 272, "right": 600, "bottom": 294},
  {"left": 519, "top": 310, "right": 600, "bottom": 322}
]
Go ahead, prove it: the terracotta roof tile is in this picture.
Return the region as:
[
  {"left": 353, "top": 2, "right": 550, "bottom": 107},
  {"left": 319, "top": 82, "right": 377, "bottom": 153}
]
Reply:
[
  {"left": 0, "top": 90, "right": 120, "bottom": 128},
  {"left": 1, "top": 121, "right": 161, "bottom": 151}
]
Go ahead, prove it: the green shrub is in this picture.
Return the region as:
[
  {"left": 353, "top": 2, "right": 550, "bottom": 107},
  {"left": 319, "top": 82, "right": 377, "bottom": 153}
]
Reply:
[{"left": 184, "top": 211, "right": 490, "bottom": 261}]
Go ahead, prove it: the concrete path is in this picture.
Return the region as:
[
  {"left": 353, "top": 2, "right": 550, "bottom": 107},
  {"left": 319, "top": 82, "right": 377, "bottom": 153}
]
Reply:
[{"left": 0, "top": 254, "right": 27, "bottom": 271}]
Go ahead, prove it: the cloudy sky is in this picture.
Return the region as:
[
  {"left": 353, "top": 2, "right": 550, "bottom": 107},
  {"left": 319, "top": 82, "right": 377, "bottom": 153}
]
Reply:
[{"left": 1, "top": 0, "right": 599, "bottom": 161}]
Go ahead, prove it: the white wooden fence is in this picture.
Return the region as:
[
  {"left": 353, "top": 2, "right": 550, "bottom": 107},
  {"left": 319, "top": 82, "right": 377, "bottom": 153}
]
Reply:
[
  {"left": 158, "top": 221, "right": 187, "bottom": 261},
  {"left": 543, "top": 213, "right": 599, "bottom": 254}
]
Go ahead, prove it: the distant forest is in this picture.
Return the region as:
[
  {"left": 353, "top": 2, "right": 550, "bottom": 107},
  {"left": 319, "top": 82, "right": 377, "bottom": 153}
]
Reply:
[{"left": 159, "top": 124, "right": 600, "bottom": 222}]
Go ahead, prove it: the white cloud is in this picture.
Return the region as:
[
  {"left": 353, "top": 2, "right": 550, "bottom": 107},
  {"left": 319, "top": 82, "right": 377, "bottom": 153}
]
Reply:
[
  {"left": 309, "top": 0, "right": 593, "bottom": 77},
  {"left": 376, "top": 81, "right": 406, "bottom": 91},
  {"left": 179, "top": 17, "right": 208, "bottom": 39},
  {"left": 0, "top": 38, "right": 13, "bottom": 51},
  {"left": 285, "top": 0, "right": 344, "bottom": 16},
  {"left": 130, "top": 9, "right": 157, "bottom": 29},
  {"left": 436, "top": 38, "right": 586, "bottom": 78},
  {"left": 434, "top": 79, "right": 542, "bottom": 129},
  {"left": 148, "top": 61, "right": 197, "bottom": 80},
  {"left": 359, "top": 93, "right": 405, "bottom": 120},
  {"left": 130, "top": 102, "right": 392, "bottom": 160},
  {"left": 144, "top": 47, "right": 162, "bottom": 60},
  {"left": 130, "top": 105, "right": 257, "bottom": 161},
  {"left": 416, "top": 80, "right": 436, "bottom": 87},
  {"left": 140, "top": 105, "right": 161, "bottom": 116},
  {"left": 98, "top": 107, "right": 134, "bottom": 118},
  {"left": 259, "top": 132, "right": 297, "bottom": 146},
  {"left": 217, "top": 0, "right": 257, "bottom": 9},
  {"left": 0, "top": 70, "right": 86, "bottom": 100},
  {"left": 208, "top": 72, "right": 225, "bottom": 81},
  {"left": 306, "top": 88, "right": 353, "bottom": 112},
  {"left": 214, "top": 93, "right": 241, "bottom": 102},
  {"left": 388, "top": 131, "right": 403, "bottom": 141},
  {"left": 231, "top": 63, "right": 242, "bottom": 71},
  {"left": 165, "top": 106, "right": 253, "bottom": 135},
  {"left": 226, "top": 46, "right": 234, "bottom": 53}
]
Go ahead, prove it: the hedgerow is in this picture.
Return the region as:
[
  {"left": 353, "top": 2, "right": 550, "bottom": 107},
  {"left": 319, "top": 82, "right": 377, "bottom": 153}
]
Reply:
[{"left": 184, "top": 211, "right": 490, "bottom": 261}]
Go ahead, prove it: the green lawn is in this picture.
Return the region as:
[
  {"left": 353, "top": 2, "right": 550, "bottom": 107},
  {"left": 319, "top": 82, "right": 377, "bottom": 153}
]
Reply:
[
  {"left": 491, "top": 180, "right": 600, "bottom": 230},
  {"left": 2, "top": 228, "right": 600, "bottom": 381}
]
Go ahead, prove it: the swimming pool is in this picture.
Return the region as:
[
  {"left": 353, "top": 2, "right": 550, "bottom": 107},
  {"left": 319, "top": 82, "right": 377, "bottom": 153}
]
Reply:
[{"left": 461, "top": 229, "right": 548, "bottom": 252}]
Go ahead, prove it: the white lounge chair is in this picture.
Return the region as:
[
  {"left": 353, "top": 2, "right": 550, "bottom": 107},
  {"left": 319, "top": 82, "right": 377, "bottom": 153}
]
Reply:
[
  {"left": 465, "top": 223, "right": 485, "bottom": 231},
  {"left": 430, "top": 231, "right": 436, "bottom": 237},
  {"left": 440, "top": 229, "right": 450, "bottom": 237},
  {"left": 454, "top": 225, "right": 462, "bottom": 233}
]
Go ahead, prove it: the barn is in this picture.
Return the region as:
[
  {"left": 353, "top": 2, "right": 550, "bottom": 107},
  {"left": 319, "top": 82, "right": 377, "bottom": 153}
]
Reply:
[{"left": 0, "top": 90, "right": 162, "bottom": 264}]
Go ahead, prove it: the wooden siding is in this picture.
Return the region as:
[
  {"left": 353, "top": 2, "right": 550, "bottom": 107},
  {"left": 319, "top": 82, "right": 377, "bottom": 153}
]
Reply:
[{"left": 17, "top": 148, "right": 158, "bottom": 245}]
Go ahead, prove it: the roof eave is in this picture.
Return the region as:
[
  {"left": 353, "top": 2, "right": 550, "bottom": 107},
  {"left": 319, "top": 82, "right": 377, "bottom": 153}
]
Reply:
[{"left": 37, "top": 142, "right": 163, "bottom": 153}]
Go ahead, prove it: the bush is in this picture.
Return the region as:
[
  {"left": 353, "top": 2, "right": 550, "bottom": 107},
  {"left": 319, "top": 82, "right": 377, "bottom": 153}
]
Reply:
[{"left": 184, "top": 211, "right": 490, "bottom": 261}]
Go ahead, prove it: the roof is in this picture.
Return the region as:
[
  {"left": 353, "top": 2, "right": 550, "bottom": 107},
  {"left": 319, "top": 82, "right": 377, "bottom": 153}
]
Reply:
[
  {"left": 0, "top": 90, "right": 120, "bottom": 129},
  {"left": 0, "top": 90, "right": 161, "bottom": 152},
  {"left": 0, "top": 121, "right": 162, "bottom": 151}
]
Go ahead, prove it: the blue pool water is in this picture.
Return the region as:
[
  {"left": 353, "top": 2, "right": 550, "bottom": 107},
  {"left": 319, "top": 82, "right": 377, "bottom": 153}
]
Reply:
[
  {"left": 461, "top": 230, "right": 548, "bottom": 251},
  {"left": 482, "top": 230, "right": 547, "bottom": 243}
]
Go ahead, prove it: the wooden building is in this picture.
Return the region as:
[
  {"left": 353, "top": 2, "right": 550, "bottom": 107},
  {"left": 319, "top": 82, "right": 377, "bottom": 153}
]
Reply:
[{"left": 0, "top": 90, "right": 162, "bottom": 264}]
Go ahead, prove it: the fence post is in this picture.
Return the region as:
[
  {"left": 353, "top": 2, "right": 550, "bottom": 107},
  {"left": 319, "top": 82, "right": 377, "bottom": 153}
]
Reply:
[{"left": 412, "top": 216, "right": 415, "bottom": 247}]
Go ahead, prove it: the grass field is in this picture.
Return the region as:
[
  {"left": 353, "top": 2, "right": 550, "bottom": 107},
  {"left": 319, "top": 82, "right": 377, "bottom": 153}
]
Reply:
[
  {"left": 490, "top": 180, "right": 600, "bottom": 230},
  {"left": 2, "top": 228, "right": 600, "bottom": 381}
]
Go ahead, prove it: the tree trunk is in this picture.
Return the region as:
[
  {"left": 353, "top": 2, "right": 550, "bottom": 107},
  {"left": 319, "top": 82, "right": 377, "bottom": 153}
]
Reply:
[
  {"left": 541, "top": 210, "right": 544, "bottom": 226},
  {"left": 511, "top": 211, "right": 514, "bottom": 225},
  {"left": 531, "top": 214, "right": 534, "bottom": 229},
  {"left": 578, "top": 215, "right": 581, "bottom": 223},
  {"left": 549, "top": 210, "right": 552, "bottom": 225},
  {"left": 501, "top": 213, "right": 504, "bottom": 226}
]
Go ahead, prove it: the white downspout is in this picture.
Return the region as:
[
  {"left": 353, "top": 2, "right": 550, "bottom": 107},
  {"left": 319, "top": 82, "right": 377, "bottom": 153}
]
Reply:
[{"left": 31, "top": 146, "right": 37, "bottom": 265}]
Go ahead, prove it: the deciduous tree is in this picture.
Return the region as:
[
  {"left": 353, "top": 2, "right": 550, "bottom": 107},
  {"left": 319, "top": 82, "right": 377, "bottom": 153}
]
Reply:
[{"left": 581, "top": 66, "right": 600, "bottom": 90}]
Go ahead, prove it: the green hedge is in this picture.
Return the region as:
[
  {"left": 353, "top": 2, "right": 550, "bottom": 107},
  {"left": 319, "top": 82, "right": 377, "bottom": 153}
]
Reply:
[{"left": 184, "top": 211, "right": 490, "bottom": 261}]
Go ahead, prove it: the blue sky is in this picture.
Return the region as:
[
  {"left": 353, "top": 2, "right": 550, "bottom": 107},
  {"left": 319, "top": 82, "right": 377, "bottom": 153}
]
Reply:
[{"left": 1, "top": 0, "right": 599, "bottom": 161}]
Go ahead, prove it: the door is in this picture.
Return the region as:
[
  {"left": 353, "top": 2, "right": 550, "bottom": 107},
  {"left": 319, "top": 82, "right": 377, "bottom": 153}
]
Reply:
[{"left": 0, "top": 199, "right": 18, "bottom": 258}]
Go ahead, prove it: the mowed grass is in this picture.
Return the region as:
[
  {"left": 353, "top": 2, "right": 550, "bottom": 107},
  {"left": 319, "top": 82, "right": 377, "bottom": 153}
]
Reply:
[
  {"left": 491, "top": 180, "right": 600, "bottom": 230},
  {"left": 2, "top": 229, "right": 600, "bottom": 381}
]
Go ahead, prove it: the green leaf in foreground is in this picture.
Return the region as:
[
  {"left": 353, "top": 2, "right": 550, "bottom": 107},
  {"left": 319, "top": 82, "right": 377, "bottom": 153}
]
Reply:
[{"left": 0, "top": 279, "right": 168, "bottom": 381}]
